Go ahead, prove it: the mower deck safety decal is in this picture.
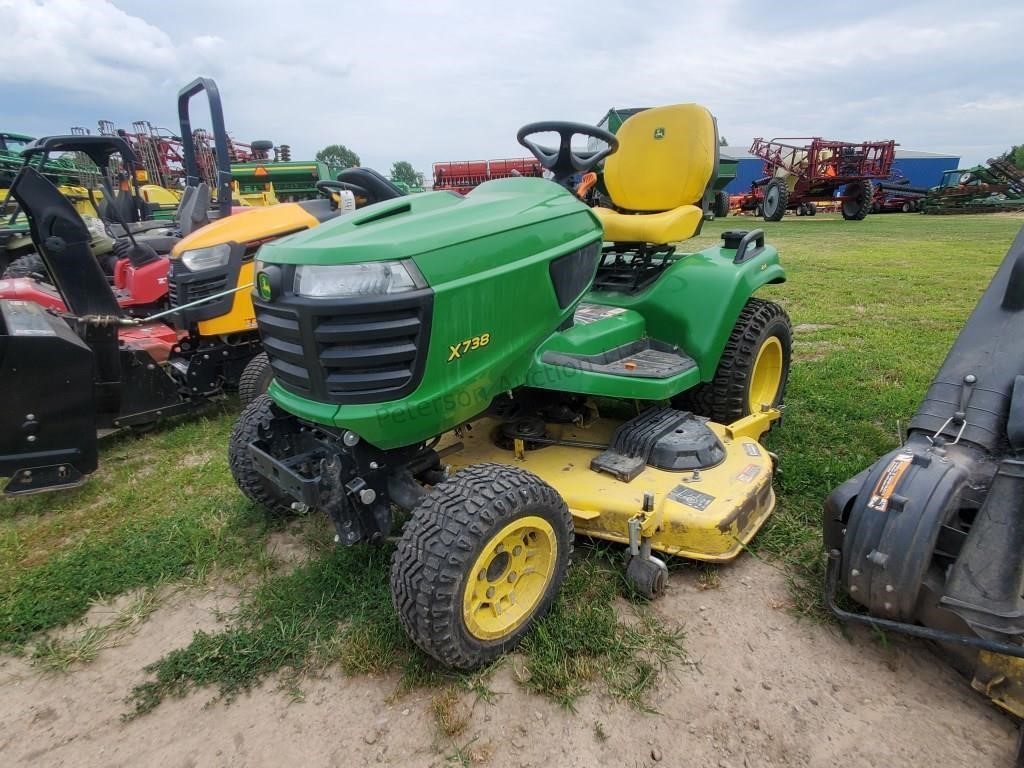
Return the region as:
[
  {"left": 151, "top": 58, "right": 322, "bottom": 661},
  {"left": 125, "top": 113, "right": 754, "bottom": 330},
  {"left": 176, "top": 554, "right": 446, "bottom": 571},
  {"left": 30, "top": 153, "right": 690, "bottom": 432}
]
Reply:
[
  {"left": 867, "top": 452, "right": 914, "bottom": 512},
  {"left": 668, "top": 485, "right": 716, "bottom": 511},
  {"left": 743, "top": 442, "right": 761, "bottom": 457},
  {"left": 735, "top": 464, "right": 760, "bottom": 483}
]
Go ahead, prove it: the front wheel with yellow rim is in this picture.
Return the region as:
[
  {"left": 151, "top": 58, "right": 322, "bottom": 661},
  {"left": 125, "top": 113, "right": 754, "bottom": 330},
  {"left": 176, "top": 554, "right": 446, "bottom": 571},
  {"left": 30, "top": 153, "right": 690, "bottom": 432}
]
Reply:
[
  {"left": 390, "top": 463, "right": 573, "bottom": 670},
  {"left": 673, "top": 298, "right": 792, "bottom": 426}
]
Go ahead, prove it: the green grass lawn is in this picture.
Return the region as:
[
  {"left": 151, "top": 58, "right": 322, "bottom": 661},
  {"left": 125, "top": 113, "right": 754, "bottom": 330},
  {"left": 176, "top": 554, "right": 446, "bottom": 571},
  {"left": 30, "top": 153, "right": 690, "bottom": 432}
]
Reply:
[{"left": 2, "top": 211, "right": 1021, "bottom": 715}]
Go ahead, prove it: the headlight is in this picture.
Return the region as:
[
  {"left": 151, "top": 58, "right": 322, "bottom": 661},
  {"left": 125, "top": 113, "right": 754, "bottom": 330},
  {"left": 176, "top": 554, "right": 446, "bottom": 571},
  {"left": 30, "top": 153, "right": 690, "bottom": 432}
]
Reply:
[
  {"left": 180, "top": 243, "right": 232, "bottom": 271},
  {"left": 294, "top": 261, "right": 417, "bottom": 299}
]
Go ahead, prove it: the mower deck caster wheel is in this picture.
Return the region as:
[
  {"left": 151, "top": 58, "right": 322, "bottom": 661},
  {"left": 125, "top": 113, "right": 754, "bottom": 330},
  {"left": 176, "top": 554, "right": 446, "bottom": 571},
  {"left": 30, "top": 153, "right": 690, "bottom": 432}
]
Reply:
[{"left": 626, "top": 556, "right": 668, "bottom": 600}]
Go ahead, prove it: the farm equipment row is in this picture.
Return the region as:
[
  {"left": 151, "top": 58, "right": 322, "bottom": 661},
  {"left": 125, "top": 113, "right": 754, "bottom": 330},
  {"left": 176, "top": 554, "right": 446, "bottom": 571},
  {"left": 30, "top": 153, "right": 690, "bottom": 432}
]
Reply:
[
  {"left": 871, "top": 172, "right": 929, "bottom": 213},
  {"left": 920, "top": 155, "right": 1024, "bottom": 214},
  {"left": 736, "top": 136, "right": 896, "bottom": 221},
  {"left": 432, "top": 157, "right": 543, "bottom": 195}
]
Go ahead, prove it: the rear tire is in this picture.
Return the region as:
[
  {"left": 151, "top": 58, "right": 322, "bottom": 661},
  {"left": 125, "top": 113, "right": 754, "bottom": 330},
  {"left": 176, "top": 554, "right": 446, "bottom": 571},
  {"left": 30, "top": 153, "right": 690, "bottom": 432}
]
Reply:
[
  {"left": 901, "top": 202, "right": 912, "bottom": 213},
  {"left": 761, "top": 178, "right": 789, "bottom": 221},
  {"left": 390, "top": 463, "right": 573, "bottom": 669},
  {"left": 2, "top": 252, "right": 48, "bottom": 281},
  {"left": 842, "top": 180, "right": 873, "bottom": 220},
  {"left": 228, "top": 394, "right": 294, "bottom": 516},
  {"left": 806, "top": 202, "right": 817, "bottom": 216},
  {"left": 238, "top": 352, "right": 274, "bottom": 408},
  {"left": 714, "top": 190, "right": 730, "bottom": 218},
  {"left": 673, "top": 298, "right": 792, "bottom": 424}
]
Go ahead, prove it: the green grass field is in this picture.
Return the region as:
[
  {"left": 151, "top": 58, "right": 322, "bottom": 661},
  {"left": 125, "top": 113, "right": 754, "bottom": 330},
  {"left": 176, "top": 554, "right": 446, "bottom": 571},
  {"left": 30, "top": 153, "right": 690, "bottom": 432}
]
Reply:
[{"left": 2, "top": 211, "right": 1021, "bottom": 715}]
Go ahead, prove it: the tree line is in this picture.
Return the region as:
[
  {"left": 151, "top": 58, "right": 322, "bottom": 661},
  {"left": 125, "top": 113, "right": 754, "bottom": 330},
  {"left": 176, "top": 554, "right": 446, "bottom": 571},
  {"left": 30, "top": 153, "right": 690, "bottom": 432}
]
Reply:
[{"left": 315, "top": 144, "right": 423, "bottom": 187}]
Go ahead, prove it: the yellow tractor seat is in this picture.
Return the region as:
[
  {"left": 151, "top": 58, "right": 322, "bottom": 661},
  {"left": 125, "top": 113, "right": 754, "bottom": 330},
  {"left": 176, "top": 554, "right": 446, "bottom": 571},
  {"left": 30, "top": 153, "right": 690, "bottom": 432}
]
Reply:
[
  {"left": 592, "top": 204, "right": 704, "bottom": 244},
  {"left": 593, "top": 103, "right": 717, "bottom": 245}
]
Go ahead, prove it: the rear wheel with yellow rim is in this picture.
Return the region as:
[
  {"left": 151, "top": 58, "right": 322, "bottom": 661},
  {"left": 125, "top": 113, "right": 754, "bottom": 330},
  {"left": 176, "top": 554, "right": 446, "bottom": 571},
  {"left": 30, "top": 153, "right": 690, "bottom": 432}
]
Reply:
[
  {"left": 673, "top": 298, "right": 792, "bottom": 425},
  {"left": 390, "top": 463, "right": 573, "bottom": 669}
]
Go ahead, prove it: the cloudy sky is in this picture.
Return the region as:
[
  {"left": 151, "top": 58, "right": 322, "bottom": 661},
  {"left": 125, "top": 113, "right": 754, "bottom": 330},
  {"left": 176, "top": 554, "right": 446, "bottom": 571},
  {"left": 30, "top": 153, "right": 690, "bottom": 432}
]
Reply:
[{"left": 3, "top": 0, "right": 1021, "bottom": 176}]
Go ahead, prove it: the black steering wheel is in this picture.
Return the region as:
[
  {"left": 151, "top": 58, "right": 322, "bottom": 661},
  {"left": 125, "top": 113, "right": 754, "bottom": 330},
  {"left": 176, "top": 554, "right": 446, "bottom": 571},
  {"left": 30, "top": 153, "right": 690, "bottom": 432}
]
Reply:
[
  {"left": 315, "top": 179, "right": 367, "bottom": 208},
  {"left": 516, "top": 122, "right": 619, "bottom": 187}
]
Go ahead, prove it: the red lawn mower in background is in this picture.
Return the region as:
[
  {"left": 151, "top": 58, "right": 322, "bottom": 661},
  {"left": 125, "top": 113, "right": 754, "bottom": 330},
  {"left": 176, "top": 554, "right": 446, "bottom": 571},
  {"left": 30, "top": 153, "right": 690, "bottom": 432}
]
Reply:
[
  {"left": 0, "top": 134, "right": 220, "bottom": 316},
  {"left": 737, "top": 137, "right": 896, "bottom": 221}
]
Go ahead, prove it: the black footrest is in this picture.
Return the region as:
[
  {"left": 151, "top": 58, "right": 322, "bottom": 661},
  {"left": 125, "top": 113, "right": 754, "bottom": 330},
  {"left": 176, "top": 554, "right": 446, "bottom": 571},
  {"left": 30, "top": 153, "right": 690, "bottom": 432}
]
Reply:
[
  {"left": 541, "top": 339, "right": 695, "bottom": 380},
  {"left": 590, "top": 407, "right": 725, "bottom": 482}
]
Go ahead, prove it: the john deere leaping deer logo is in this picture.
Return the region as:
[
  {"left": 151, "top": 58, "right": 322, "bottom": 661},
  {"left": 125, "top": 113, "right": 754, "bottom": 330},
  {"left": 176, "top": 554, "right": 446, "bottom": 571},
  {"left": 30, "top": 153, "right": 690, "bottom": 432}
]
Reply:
[{"left": 653, "top": 127, "right": 666, "bottom": 139}]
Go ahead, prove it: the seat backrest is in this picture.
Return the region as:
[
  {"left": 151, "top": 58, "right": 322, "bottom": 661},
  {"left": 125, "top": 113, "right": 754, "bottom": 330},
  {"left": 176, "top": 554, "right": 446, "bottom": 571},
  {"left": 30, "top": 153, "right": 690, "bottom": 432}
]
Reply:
[
  {"left": 603, "top": 104, "right": 717, "bottom": 212},
  {"left": 178, "top": 182, "right": 211, "bottom": 235},
  {"left": 97, "top": 188, "right": 141, "bottom": 225}
]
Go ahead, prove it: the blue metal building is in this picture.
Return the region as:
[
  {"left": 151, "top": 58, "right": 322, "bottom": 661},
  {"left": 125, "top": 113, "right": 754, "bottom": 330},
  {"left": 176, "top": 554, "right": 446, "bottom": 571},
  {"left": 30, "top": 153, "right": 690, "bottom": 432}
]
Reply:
[{"left": 720, "top": 146, "right": 961, "bottom": 194}]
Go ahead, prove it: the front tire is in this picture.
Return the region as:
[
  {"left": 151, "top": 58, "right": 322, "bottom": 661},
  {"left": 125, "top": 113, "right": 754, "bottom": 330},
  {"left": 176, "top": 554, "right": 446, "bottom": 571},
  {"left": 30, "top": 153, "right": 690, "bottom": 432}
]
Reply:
[
  {"left": 238, "top": 352, "right": 274, "bottom": 408},
  {"left": 390, "top": 464, "right": 573, "bottom": 669},
  {"left": 228, "top": 394, "right": 295, "bottom": 516},
  {"left": 673, "top": 298, "right": 792, "bottom": 424},
  {"left": 761, "top": 178, "right": 789, "bottom": 221},
  {"left": 842, "top": 180, "right": 873, "bottom": 220}
]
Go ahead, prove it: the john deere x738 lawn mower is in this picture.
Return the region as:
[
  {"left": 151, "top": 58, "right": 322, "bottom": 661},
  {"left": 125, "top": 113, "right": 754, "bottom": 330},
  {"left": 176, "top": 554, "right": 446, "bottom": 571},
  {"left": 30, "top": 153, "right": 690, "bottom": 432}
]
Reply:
[
  {"left": 825, "top": 223, "right": 1024, "bottom": 718},
  {"left": 230, "top": 104, "right": 791, "bottom": 668}
]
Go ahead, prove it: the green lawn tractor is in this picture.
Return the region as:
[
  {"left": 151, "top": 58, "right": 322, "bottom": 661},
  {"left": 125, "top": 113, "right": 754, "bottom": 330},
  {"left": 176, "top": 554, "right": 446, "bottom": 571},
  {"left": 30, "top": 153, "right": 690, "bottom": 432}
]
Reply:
[{"left": 230, "top": 103, "right": 791, "bottom": 668}]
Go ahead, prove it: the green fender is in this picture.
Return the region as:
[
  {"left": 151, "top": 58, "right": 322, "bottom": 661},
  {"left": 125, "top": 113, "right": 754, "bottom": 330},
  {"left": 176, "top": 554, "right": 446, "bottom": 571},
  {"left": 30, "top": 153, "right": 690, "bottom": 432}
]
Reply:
[{"left": 579, "top": 241, "right": 786, "bottom": 381}]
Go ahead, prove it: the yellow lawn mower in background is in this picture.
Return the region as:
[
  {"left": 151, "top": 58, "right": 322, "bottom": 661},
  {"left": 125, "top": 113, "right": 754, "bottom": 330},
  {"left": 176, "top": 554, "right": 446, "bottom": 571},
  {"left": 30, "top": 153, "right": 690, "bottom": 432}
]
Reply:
[{"left": 167, "top": 79, "right": 409, "bottom": 401}]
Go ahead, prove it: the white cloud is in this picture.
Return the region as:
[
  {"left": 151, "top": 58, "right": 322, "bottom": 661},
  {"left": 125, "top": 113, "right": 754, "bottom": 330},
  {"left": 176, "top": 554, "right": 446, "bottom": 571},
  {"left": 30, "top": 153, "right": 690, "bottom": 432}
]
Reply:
[
  {"left": 2, "top": 0, "right": 1021, "bottom": 170},
  {"left": 0, "top": 0, "right": 178, "bottom": 98}
]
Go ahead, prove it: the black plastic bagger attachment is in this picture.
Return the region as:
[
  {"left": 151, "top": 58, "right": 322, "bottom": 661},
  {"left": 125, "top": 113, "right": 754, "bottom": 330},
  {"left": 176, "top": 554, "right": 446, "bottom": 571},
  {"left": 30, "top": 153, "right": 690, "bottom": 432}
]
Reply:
[
  {"left": 824, "top": 223, "right": 1024, "bottom": 657},
  {"left": 0, "top": 166, "right": 113, "bottom": 493}
]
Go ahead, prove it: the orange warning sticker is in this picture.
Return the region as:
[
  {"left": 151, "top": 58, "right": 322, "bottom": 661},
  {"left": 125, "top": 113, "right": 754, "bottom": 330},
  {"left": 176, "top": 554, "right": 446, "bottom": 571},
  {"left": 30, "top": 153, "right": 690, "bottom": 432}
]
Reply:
[{"left": 867, "top": 452, "right": 914, "bottom": 512}]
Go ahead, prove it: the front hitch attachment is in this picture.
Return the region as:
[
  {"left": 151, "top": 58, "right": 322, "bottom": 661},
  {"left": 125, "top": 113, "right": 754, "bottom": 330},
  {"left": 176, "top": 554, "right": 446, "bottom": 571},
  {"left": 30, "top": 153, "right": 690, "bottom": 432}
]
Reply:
[{"left": 320, "top": 452, "right": 393, "bottom": 545}]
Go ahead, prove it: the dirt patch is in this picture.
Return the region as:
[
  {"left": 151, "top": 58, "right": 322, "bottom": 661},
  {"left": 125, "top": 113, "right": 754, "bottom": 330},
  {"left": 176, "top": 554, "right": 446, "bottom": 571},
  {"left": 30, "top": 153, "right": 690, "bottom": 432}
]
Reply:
[
  {"left": 0, "top": 557, "right": 1014, "bottom": 767},
  {"left": 793, "top": 323, "right": 836, "bottom": 333},
  {"left": 264, "top": 522, "right": 314, "bottom": 567},
  {"left": 793, "top": 339, "right": 841, "bottom": 363},
  {"left": 181, "top": 450, "right": 215, "bottom": 469}
]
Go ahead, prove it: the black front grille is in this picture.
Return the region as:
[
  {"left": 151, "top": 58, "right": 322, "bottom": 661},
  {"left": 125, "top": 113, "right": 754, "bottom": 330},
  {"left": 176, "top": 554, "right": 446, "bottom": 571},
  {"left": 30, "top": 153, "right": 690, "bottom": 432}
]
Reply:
[
  {"left": 167, "top": 245, "right": 244, "bottom": 325},
  {"left": 170, "top": 273, "right": 228, "bottom": 307},
  {"left": 255, "top": 288, "right": 433, "bottom": 405}
]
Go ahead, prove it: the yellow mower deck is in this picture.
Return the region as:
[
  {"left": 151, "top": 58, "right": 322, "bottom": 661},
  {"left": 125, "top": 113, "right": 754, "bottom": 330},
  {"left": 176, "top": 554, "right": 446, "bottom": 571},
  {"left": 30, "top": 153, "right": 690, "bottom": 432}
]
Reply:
[{"left": 442, "top": 409, "right": 779, "bottom": 562}]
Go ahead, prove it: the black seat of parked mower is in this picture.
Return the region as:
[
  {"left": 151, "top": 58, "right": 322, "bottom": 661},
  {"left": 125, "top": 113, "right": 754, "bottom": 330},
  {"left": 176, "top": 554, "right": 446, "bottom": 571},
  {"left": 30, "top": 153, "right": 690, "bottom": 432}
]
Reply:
[
  {"left": 98, "top": 189, "right": 141, "bottom": 225},
  {"left": 337, "top": 167, "right": 405, "bottom": 205}
]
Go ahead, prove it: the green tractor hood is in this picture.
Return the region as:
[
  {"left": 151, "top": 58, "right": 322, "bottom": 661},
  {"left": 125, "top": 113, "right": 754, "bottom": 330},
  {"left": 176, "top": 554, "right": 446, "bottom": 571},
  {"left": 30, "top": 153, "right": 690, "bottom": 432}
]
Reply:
[
  {"left": 259, "top": 178, "right": 598, "bottom": 278},
  {"left": 254, "top": 178, "right": 605, "bottom": 447}
]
